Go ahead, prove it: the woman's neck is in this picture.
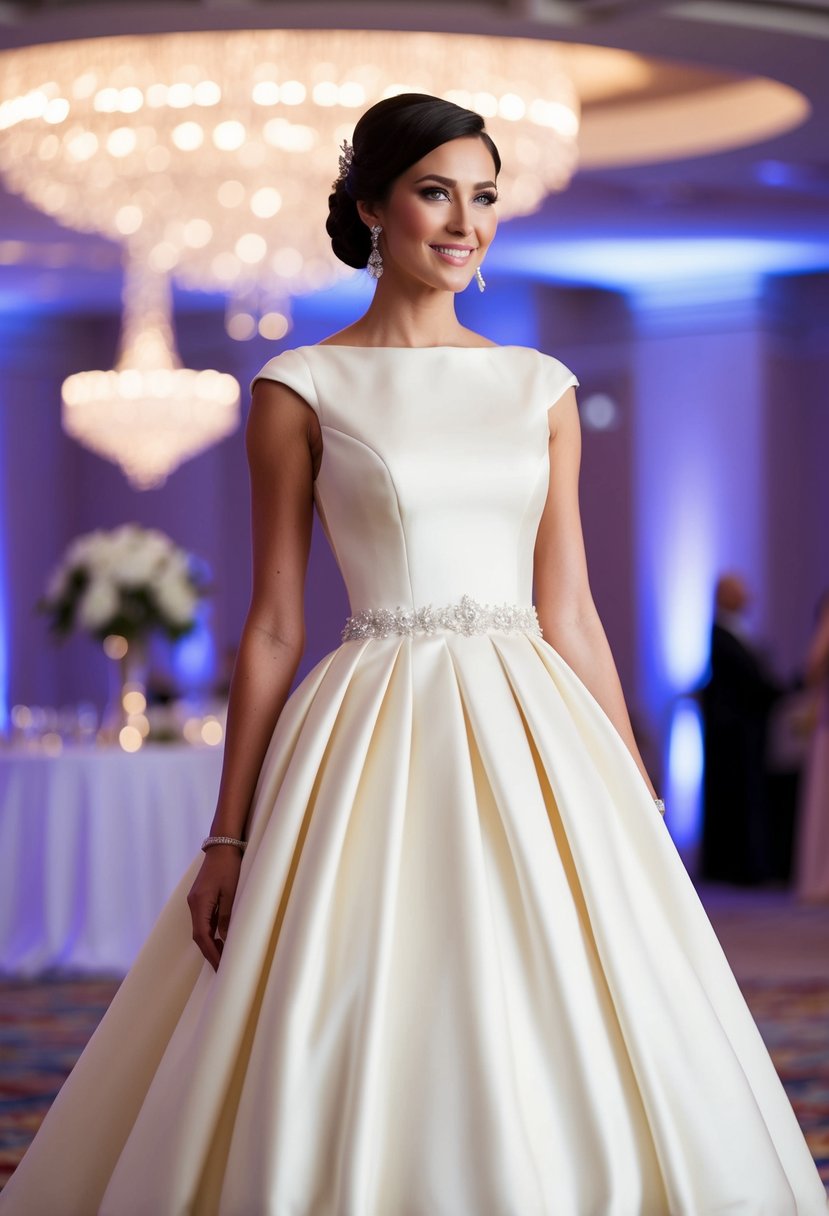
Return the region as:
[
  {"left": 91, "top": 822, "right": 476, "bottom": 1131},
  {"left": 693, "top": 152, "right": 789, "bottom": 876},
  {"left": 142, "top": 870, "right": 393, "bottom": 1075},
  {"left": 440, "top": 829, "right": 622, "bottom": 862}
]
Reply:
[{"left": 337, "top": 285, "right": 472, "bottom": 349}]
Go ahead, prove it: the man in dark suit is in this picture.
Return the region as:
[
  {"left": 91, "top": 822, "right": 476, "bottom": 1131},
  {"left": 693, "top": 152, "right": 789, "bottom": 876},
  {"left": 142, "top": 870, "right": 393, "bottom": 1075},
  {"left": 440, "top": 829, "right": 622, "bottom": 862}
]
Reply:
[{"left": 700, "top": 573, "right": 781, "bottom": 884}]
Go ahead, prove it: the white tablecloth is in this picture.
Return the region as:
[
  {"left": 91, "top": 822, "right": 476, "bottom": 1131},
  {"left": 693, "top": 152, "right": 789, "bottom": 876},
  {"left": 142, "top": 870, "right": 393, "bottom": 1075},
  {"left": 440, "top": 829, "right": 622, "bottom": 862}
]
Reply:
[{"left": 0, "top": 743, "right": 224, "bottom": 975}]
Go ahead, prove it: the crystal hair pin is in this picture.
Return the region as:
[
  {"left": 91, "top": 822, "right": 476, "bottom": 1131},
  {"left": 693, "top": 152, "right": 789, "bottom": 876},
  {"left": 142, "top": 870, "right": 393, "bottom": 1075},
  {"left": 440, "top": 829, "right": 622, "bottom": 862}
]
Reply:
[{"left": 334, "top": 138, "right": 354, "bottom": 187}]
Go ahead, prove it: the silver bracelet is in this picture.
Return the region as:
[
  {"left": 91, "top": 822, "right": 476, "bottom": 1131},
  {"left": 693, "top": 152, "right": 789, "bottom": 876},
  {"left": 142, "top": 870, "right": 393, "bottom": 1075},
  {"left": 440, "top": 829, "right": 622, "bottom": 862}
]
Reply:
[
  {"left": 654, "top": 798, "right": 666, "bottom": 816},
  {"left": 201, "top": 835, "right": 247, "bottom": 853}
]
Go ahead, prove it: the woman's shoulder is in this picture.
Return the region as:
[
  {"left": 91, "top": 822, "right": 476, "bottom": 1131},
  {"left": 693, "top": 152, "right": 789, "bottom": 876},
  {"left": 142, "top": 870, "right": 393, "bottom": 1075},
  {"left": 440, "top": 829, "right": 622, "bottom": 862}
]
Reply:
[
  {"left": 497, "top": 347, "right": 580, "bottom": 409},
  {"left": 494, "top": 345, "right": 580, "bottom": 383},
  {"left": 249, "top": 346, "right": 318, "bottom": 405}
]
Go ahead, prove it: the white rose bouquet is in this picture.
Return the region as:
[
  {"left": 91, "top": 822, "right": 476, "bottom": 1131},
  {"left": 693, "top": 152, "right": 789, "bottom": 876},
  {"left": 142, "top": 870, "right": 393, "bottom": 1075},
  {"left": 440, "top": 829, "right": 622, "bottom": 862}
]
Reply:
[{"left": 39, "top": 523, "right": 210, "bottom": 643}]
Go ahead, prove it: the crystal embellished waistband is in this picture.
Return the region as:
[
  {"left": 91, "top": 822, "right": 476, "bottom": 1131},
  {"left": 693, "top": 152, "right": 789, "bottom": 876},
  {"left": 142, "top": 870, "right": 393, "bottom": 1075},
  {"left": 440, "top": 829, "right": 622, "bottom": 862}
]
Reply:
[{"left": 341, "top": 593, "right": 542, "bottom": 641}]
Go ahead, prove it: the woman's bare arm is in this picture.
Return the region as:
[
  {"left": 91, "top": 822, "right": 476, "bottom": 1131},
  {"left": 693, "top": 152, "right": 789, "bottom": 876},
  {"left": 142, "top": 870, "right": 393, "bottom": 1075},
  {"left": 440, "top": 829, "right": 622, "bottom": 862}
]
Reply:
[
  {"left": 188, "top": 377, "right": 318, "bottom": 968},
  {"left": 533, "top": 387, "right": 658, "bottom": 799}
]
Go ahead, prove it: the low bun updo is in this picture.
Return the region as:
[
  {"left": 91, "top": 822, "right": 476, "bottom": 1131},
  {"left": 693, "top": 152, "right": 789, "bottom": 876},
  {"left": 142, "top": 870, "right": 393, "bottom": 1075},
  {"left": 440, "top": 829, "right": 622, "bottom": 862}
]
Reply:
[{"left": 326, "top": 93, "right": 501, "bottom": 271}]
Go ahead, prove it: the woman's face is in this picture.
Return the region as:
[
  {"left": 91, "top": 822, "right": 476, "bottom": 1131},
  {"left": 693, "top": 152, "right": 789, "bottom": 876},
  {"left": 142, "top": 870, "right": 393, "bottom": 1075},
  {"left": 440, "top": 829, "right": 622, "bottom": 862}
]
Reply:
[{"left": 359, "top": 136, "right": 498, "bottom": 293}]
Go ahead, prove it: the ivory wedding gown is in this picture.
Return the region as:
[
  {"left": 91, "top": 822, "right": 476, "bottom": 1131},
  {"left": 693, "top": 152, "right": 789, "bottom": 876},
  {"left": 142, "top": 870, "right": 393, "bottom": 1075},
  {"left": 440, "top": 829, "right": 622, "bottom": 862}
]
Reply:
[{"left": 2, "top": 345, "right": 826, "bottom": 1216}]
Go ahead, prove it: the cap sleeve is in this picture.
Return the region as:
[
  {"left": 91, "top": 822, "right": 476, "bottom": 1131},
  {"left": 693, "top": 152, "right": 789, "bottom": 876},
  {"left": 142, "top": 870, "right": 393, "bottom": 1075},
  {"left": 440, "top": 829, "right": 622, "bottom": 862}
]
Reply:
[
  {"left": 540, "top": 351, "right": 579, "bottom": 410},
  {"left": 250, "top": 348, "right": 320, "bottom": 421}
]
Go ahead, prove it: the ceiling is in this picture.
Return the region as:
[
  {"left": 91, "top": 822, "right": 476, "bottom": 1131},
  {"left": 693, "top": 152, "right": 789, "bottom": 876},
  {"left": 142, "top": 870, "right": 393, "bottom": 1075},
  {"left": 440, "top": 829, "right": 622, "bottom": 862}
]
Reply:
[{"left": 0, "top": 0, "right": 827, "bottom": 315}]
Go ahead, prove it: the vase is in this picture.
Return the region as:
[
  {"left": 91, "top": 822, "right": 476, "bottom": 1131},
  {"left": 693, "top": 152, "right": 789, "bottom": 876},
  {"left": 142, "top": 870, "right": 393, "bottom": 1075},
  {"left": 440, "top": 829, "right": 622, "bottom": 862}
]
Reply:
[{"left": 101, "top": 634, "right": 148, "bottom": 745}]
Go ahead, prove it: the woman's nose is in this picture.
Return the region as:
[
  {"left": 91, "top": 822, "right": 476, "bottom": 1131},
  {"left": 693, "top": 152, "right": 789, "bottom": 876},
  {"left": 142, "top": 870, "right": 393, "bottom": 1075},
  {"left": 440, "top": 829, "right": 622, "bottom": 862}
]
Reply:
[{"left": 447, "top": 205, "right": 473, "bottom": 235}]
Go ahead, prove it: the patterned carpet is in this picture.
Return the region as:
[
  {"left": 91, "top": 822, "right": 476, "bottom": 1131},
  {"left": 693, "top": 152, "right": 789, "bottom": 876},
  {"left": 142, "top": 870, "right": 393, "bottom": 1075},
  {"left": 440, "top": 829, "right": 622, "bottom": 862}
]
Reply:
[
  {"left": 739, "top": 978, "right": 829, "bottom": 1187},
  {"left": 1, "top": 973, "right": 827, "bottom": 1193},
  {"left": 0, "top": 977, "right": 119, "bottom": 1188}
]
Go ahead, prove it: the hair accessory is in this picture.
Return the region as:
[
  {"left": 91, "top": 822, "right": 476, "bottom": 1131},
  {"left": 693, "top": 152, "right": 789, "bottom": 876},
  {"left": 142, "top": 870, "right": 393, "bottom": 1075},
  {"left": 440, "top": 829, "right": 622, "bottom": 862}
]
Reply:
[
  {"left": 334, "top": 138, "right": 354, "bottom": 188},
  {"left": 475, "top": 266, "right": 486, "bottom": 293},
  {"left": 654, "top": 798, "right": 666, "bottom": 816},
  {"left": 202, "top": 835, "right": 247, "bottom": 853},
  {"left": 367, "top": 224, "right": 384, "bottom": 278}
]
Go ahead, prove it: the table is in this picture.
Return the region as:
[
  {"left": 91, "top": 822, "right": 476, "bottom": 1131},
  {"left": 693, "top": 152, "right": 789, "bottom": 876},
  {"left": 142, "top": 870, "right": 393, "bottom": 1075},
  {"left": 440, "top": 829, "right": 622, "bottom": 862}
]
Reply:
[{"left": 0, "top": 743, "right": 224, "bottom": 975}]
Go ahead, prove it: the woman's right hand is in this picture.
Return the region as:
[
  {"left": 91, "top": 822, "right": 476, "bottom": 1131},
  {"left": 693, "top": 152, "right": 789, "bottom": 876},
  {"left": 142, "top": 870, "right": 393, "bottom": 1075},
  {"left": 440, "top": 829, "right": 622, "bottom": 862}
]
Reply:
[
  {"left": 187, "top": 846, "right": 243, "bottom": 971},
  {"left": 184, "top": 380, "right": 315, "bottom": 971}
]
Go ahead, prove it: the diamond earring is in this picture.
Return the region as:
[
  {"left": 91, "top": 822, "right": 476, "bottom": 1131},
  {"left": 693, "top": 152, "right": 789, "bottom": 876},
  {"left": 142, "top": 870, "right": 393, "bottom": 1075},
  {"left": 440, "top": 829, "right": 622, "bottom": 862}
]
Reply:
[
  {"left": 367, "top": 224, "right": 384, "bottom": 279},
  {"left": 475, "top": 266, "right": 486, "bottom": 293}
]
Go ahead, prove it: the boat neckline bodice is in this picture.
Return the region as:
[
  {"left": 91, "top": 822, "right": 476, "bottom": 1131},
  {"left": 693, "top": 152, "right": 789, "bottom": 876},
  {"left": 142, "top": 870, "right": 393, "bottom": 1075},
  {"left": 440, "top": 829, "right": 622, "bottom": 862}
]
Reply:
[{"left": 307, "top": 343, "right": 515, "bottom": 352}]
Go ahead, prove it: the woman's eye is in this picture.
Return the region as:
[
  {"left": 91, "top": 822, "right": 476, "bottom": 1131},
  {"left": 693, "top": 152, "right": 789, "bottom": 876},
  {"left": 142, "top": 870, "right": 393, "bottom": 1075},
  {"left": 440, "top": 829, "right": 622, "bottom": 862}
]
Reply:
[{"left": 420, "top": 187, "right": 498, "bottom": 205}]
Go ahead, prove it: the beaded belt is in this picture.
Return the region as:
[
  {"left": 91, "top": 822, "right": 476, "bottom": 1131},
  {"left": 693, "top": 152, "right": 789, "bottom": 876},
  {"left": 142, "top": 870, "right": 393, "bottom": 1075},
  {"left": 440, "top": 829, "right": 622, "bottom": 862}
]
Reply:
[{"left": 341, "top": 593, "right": 542, "bottom": 641}]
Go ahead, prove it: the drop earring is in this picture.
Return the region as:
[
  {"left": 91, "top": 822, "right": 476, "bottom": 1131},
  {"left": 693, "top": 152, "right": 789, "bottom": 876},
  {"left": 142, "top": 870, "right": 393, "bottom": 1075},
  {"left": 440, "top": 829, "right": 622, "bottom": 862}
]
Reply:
[
  {"left": 367, "top": 224, "right": 384, "bottom": 279},
  {"left": 475, "top": 266, "right": 486, "bottom": 293}
]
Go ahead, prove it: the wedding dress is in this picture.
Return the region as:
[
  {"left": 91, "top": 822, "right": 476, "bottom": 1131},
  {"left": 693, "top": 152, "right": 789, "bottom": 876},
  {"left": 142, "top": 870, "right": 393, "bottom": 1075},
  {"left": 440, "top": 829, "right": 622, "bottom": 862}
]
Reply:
[{"left": 1, "top": 345, "right": 826, "bottom": 1215}]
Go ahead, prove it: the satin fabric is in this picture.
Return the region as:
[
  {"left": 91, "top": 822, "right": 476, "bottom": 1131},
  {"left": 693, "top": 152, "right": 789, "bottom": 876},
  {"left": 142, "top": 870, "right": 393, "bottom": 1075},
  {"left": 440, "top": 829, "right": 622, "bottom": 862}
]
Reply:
[{"left": 1, "top": 345, "right": 826, "bottom": 1215}]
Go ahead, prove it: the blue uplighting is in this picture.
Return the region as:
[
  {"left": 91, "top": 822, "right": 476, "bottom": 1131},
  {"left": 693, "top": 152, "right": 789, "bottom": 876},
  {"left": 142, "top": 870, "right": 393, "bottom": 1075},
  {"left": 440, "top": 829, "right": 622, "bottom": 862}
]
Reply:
[
  {"left": 496, "top": 236, "right": 829, "bottom": 294},
  {"left": 656, "top": 503, "right": 716, "bottom": 693},
  {"left": 753, "top": 160, "right": 792, "bottom": 186},
  {"left": 173, "top": 604, "right": 216, "bottom": 691},
  {"left": 666, "top": 699, "right": 705, "bottom": 849}
]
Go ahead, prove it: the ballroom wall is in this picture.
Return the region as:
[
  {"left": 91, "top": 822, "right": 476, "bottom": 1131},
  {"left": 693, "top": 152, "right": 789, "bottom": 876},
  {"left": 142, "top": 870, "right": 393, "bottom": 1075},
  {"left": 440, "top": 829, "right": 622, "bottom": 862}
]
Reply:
[{"left": 1, "top": 269, "right": 827, "bottom": 847}]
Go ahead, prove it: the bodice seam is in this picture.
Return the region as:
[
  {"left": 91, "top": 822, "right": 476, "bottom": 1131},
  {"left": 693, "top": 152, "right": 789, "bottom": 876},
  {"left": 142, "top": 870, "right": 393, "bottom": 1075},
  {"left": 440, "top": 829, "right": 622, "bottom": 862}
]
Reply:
[
  {"left": 313, "top": 425, "right": 415, "bottom": 609},
  {"left": 293, "top": 346, "right": 414, "bottom": 606}
]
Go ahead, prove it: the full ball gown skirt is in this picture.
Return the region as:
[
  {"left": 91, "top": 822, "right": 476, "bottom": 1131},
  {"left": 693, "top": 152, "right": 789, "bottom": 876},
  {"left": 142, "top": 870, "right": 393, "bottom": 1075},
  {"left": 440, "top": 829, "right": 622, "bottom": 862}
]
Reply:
[{"left": 1, "top": 345, "right": 826, "bottom": 1216}]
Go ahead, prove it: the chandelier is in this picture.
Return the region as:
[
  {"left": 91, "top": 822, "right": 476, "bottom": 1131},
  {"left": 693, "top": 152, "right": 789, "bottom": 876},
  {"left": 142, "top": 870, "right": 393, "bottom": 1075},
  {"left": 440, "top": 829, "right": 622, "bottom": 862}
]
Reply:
[
  {"left": 0, "top": 28, "right": 580, "bottom": 326},
  {"left": 0, "top": 26, "right": 579, "bottom": 485},
  {"left": 61, "top": 252, "right": 240, "bottom": 489}
]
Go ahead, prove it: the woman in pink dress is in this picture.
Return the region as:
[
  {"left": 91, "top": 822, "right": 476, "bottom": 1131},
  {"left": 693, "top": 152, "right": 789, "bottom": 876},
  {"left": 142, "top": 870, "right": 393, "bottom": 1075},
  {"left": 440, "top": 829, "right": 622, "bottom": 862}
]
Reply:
[{"left": 796, "top": 592, "right": 829, "bottom": 902}]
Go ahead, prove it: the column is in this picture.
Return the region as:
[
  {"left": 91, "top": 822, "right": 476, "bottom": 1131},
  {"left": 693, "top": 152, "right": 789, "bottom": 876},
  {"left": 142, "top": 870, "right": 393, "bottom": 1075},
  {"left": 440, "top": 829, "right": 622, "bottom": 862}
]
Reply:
[{"left": 630, "top": 277, "right": 770, "bottom": 855}]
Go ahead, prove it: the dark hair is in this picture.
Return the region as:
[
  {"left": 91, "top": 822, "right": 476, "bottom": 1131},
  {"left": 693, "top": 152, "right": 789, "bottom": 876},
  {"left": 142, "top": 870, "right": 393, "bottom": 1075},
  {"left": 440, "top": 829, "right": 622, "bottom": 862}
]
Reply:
[{"left": 326, "top": 93, "right": 501, "bottom": 270}]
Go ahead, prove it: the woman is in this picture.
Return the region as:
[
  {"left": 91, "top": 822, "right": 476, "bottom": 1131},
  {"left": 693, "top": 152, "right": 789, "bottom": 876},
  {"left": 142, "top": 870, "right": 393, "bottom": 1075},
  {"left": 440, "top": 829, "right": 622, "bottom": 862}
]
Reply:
[
  {"left": 796, "top": 591, "right": 829, "bottom": 902},
  {"left": 1, "top": 93, "right": 826, "bottom": 1215}
]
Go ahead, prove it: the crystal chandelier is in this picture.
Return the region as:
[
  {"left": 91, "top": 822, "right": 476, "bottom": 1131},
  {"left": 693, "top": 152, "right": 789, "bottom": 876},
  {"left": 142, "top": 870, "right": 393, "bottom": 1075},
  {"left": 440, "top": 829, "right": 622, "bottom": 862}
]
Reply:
[
  {"left": 61, "top": 252, "right": 240, "bottom": 489},
  {"left": 0, "top": 28, "right": 580, "bottom": 327},
  {"left": 0, "top": 26, "right": 579, "bottom": 485}
]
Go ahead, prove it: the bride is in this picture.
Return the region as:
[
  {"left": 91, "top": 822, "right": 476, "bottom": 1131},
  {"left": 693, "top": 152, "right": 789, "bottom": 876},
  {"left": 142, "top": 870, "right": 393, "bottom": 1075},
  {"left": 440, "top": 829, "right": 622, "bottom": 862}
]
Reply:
[{"left": 1, "top": 91, "right": 826, "bottom": 1215}]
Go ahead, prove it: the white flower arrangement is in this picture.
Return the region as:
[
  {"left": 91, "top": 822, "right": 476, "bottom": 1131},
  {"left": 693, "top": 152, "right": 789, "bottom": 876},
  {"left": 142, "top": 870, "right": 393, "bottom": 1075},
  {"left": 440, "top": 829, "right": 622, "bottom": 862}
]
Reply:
[{"left": 40, "top": 523, "right": 209, "bottom": 643}]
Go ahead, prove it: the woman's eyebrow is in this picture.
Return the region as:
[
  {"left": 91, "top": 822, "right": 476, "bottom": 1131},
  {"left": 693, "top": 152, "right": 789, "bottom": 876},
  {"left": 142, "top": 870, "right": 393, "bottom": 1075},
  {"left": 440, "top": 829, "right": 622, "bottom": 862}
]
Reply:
[{"left": 412, "top": 174, "right": 497, "bottom": 190}]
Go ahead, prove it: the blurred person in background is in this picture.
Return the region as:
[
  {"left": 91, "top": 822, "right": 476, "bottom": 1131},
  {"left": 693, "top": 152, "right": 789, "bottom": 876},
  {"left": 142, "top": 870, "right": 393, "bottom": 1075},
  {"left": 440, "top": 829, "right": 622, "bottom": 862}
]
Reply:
[
  {"left": 794, "top": 590, "right": 829, "bottom": 902},
  {"left": 700, "top": 572, "right": 781, "bottom": 885}
]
